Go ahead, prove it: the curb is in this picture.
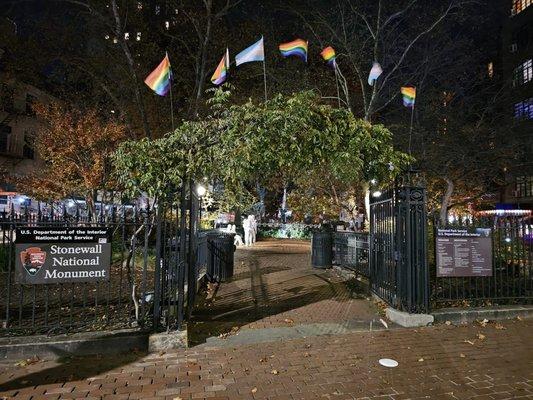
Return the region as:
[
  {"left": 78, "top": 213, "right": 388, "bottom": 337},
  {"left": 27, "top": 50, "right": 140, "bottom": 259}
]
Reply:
[
  {"left": 432, "top": 305, "right": 533, "bottom": 324},
  {"left": 0, "top": 329, "right": 149, "bottom": 361}
]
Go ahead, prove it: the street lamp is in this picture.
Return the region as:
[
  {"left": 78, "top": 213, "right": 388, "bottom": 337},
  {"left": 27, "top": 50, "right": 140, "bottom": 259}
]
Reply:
[
  {"left": 196, "top": 184, "right": 207, "bottom": 197},
  {"left": 196, "top": 184, "right": 207, "bottom": 225}
]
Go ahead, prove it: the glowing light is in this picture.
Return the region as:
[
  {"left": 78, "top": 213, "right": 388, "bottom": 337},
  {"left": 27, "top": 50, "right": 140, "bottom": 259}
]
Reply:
[
  {"left": 196, "top": 185, "right": 207, "bottom": 197},
  {"left": 478, "top": 209, "right": 531, "bottom": 217},
  {"left": 372, "top": 191, "right": 382, "bottom": 198},
  {"left": 504, "top": 237, "right": 512, "bottom": 243}
]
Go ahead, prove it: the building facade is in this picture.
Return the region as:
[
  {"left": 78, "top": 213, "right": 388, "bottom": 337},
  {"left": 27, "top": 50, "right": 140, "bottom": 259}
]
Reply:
[
  {"left": 0, "top": 76, "right": 49, "bottom": 178},
  {"left": 500, "top": 0, "right": 533, "bottom": 208}
]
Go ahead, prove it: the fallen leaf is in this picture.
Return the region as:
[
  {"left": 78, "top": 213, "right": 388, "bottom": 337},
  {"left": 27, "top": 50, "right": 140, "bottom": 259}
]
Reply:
[
  {"left": 259, "top": 358, "right": 267, "bottom": 363},
  {"left": 516, "top": 316, "right": 523, "bottom": 321},
  {"left": 494, "top": 323, "right": 506, "bottom": 330},
  {"left": 271, "top": 369, "right": 279, "bottom": 375},
  {"left": 283, "top": 318, "right": 294, "bottom": 324},
  {"left": 478, "top": 318, "right": 489, "bottom": 327},
  {"left": 445, "top": 321, "right": 451, "bottom": 326},
  {"left": 460, "top": 353, "right": 466, "bottom": 358},
  {"left": 173, "top": 397, "right": 183, "bottom": 400},
  {"left": 477, "top": 333, "right": 486, "bottom": 341},
  {"left": 303, "top": 352, "right": 311, "bottom": 358},
  {"left": 379, "top": 318, "right": 389, "bottom": 329},
  {"left": 464, "top": 340, "right": 475, "bottom": 345},
  {"left": 251, "top": 387, "right": 258, "bottom": 393},
  {"left": 418, "top": 358, "right": 424, "bottom": 362}
]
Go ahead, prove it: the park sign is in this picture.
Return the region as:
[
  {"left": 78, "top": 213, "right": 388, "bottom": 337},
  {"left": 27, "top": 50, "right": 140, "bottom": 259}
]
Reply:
[
  {"left": 15, "top": 227, "right": 111, "bottom": 284},
  {"left": 436, "top": 228, "right": 493, "bottom": 278}
]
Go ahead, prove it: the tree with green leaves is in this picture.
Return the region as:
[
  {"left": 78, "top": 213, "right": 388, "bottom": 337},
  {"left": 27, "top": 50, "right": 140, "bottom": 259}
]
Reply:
[{"left": 113, "top": 88, "right": 411, "bottom": 219}]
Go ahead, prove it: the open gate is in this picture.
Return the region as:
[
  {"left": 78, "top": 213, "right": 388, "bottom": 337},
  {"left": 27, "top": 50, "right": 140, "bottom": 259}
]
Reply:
[{"left": 369, "top": 183, "right": 429, "bottom": 313}]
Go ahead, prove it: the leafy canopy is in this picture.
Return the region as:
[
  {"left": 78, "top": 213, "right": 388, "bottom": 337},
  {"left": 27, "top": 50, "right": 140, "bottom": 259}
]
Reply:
[{"left": 113, "top": 89, "right": 411, "bottom": 207}]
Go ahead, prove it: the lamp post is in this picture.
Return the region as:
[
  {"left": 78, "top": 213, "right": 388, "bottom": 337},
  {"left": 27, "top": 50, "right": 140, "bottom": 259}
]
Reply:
[{"left": 196, "top": 184, "right": 207, "bottom": 225}]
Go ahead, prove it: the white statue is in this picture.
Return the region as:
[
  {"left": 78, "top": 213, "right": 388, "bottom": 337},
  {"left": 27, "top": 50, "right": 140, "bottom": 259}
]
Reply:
[
  {"left": 234, "top": 233, "right": 244, "bottom": 246},
  {"left": 250, "top": 215, "right": 257, "bottom": 243},
  {"left": 243, "top": 215, "right": 253, "bottom": 246}
]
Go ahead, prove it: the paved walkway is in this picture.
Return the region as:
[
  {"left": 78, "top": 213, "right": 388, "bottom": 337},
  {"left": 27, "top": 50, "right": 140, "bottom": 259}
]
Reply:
[
  {"left": 0, "top": 239, "right": 532, "bottom": 400},
  {"left": 189, "top": 239, "right": 385, "bottom": 347}
]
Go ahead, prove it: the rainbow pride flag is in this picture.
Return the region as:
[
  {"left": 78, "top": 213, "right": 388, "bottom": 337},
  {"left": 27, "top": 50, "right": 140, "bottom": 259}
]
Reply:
[
  {"left": 211, "top": 49, "right": 230, "bottom": 86},
  {"left": 279, "top": 39, "right": 308, "bottom": 62},
  {"left": 320, "top": 46, "right": 336, "bottom": 67},
  {"left": 144, "top": 54, "right": 171, "bottom": 96},
  {"left": 401, "top": 87, "right": 416, "bottom": 108}
]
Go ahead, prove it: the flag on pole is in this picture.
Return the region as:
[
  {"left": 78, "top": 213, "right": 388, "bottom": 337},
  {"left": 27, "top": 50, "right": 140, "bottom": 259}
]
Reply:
[
  {"left": 211, "top": 49, "right": 229, "bottom": 85},
  {"left": 279, "top": 39, "right": 308, "bottom": 62},
  {"left": 320, "top": 46, "right": 336, "bottom": 67},
  {"left": 235, "top": 37, "right": 265, "bottom": 66},
  {"left": 401, "top": 87, "right": 416, "bottom": 108},
  {"left": 144, "top": 53, "right": 171, "bottom": 96},
  {"left": 368, "top": 62, "right": 383, "bottom": 86}
]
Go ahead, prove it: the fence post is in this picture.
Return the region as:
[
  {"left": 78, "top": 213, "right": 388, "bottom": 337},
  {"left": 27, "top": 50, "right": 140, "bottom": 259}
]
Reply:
[
  {"left": 187, "top": 179, "right": 198, "bottom": 318},
  {"left": 153, "top": 203, "right": 163, "bottom": 329},
  {"left": 396, "top": 185, "right": 429, "bottom": 313}
]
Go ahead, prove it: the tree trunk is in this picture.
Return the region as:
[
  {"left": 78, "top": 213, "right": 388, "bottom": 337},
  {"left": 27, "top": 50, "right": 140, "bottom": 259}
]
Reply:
[
  {"left": 192, "top": 0, "right": 213, "bottom": 117},
  {"left": 111, "top": 0, "right": 151, "bottom": 139},
  {"left": 363, "top": 182, "right": 370, "bottom": 225},
  {"left": 439, "top": 177, "right": 454, "bottom": 226}
]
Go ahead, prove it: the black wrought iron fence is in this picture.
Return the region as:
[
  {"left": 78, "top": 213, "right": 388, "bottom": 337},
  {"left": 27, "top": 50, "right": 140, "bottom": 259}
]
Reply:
[
  {"left": 0, "top": 207, "right": 156, "bottom": 336},
  {"left": 332, "top": 231, "right": 369, "bottom": 277},
  {"left": 430, "top": 216, "right": 533, "bottom": 309}
]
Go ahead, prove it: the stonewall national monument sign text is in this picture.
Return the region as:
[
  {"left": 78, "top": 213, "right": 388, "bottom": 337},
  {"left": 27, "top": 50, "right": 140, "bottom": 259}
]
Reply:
[{"left": 15, "top": 227, "right": 111, "bottom": 284}]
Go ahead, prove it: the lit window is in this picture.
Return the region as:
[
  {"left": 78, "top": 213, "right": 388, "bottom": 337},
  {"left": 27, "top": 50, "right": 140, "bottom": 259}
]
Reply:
[
  {"left": 136, "top": 32, "right": 141, "bottom": 41},
  {"left": 516, "top": 176, "right": 533, "bottom": 198},
  {"left": 155, "top": 5, "right": 160, "bottom": 15},
  {"left": 511, "top": 0, "right": 532, "bottom": 15},
  {"left": 513, "top": 59, "right": 532, "bottom": 86},
  {"left": 137, "top": 1, "right": 142, "bottom": 10},
  {"left": 514, "top": 97, "right": 533, "bottom": 119},
  {"left": 165, "top": 21, "right": 169, "bottom": 30},
  {"left": 124, "top": 32, "right": 130, "bottom": 40},
  {"left": 488, "top": 62, "right": 494, "bottom": 78}
]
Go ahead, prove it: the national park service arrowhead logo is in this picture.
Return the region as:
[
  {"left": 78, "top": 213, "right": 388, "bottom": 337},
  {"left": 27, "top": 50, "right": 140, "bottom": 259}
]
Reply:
[{"left": 20, "top": 247, "right": 46, "bottom": 276}]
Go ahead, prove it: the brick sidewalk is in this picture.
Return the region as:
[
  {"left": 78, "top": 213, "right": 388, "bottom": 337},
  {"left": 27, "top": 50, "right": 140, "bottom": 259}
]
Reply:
[
  {"left": 189, "top": 239, "right": 382, "bottom": 345},
  {"left": 0, "top": 319, "right": 532, "bottom": 399}
]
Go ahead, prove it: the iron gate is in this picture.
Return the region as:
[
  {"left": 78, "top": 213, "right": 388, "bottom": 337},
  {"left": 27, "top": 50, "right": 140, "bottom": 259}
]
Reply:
[
  {"left": 0, "top": 184, "right": 233, "bottom": 336},
  {"left": 369, "top": 184, "right": 429, "bottom": 313}
]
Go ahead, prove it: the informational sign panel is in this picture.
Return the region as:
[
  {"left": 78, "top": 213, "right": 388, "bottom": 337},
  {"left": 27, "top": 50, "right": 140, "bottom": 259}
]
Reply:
[
  {"left": 436, "top": 228, "right": 492, "bottom": 277},
  {"left": 15, "top": 227, "right": 111, "bottom": 284}
]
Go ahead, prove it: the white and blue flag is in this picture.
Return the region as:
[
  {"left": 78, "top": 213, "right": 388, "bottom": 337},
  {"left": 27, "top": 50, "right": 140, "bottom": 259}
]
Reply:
[
  {"left": 368, "top": 62, "right": 383, "bottom": 86},
  {"left": 235, "top": 37, "right": 265, "bottom": 66}
]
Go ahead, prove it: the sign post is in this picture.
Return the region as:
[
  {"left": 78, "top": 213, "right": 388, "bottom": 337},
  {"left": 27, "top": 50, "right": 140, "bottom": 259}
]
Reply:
[{"left": 15, "top": 227, "right": 111, "bottom": 284}]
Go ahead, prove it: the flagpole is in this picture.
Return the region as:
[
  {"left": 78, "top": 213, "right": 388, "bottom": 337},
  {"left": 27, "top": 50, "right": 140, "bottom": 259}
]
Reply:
[
  {"left": 334, "top": 62, "right": 341, "bottom": 108},
  {"left": 167, "top": 52, "right": 175, "bottom": 132},
  {"left": 169, "top": 77, "right": 175, "bottom": 131},
  {"left": 408, "top": 102, "right": 415, "bottom": 158},
  {"left": 262, "top": 59, "right": 268, "bottom": 102}
]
